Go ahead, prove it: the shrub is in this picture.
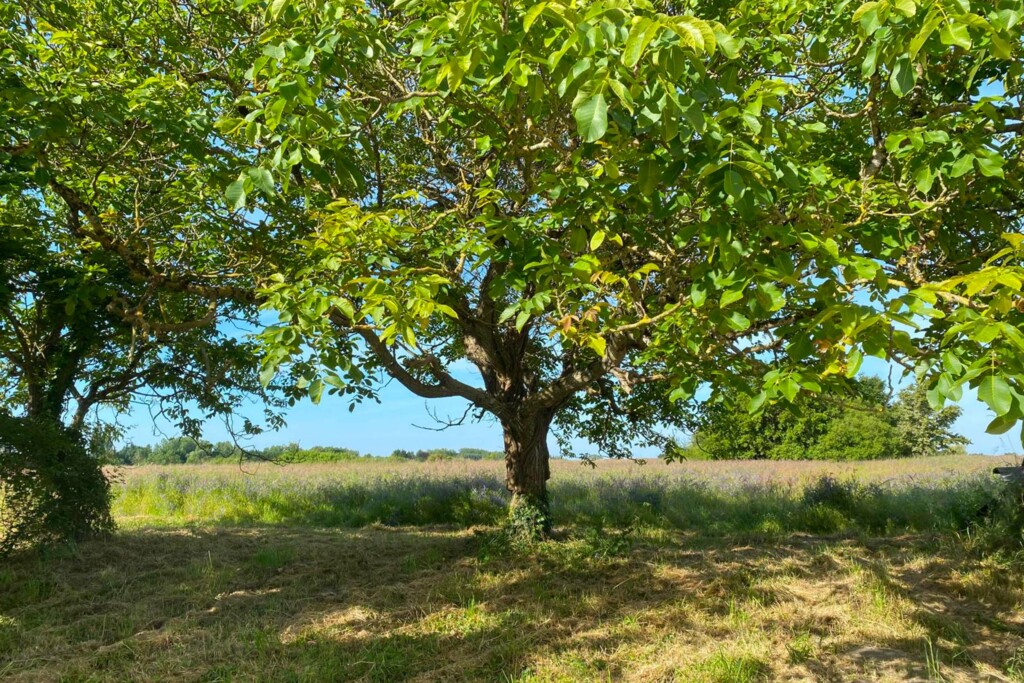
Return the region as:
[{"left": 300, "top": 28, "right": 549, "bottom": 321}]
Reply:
[{"left": 0, "top": 414, "right": 113, "bottom": 554}]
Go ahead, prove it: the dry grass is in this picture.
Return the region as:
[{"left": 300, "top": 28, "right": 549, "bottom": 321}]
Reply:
[
  {"left": 2, "top": 456, "right": 1023, "bottom": 681},
  {"left": 1, "top": 528, "right": 1023, "bottom": 682}
]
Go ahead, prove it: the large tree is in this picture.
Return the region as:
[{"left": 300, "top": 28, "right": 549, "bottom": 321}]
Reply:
[
  {"left": 1, "top": 0, "right": 276, "bottom": 439},
  {"left": 4, "top": 0, "right": 1023, "bottom": 534},
  {"left": 239, "top": 0, "right": 1024, "bottom": 530}
]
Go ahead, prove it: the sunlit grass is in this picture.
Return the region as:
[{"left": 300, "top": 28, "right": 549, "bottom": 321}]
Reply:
[{"left": 111, "top": 455, "right": 1014, "bottom": 536}]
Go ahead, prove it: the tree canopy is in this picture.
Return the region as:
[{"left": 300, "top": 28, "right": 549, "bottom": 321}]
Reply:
[
  {"left": 2, "top": 0, "right": 1022, "bottom": 534},
  {"left": 1, "top": 0, "right": 276, "bottom": 439}
]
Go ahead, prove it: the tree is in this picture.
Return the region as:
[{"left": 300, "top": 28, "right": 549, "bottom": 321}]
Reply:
[
  {"left": 241, "top": 0, "right": 1024, "bottom": 531},
  {"left": 6, "top": 0, "right": 1023, "bottom": 536},
  {"left": 0, "top": 0, "right": 277, "bottom": 545},
  {"left": 691, "top": 378, "right": 965, "bottom": 460},
  {"left": 890, "top": 382, "right": 969, "bottom": 458}
]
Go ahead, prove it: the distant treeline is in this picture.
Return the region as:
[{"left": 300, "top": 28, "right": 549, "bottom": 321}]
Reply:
[{"left": 111, "top": 439, "right": 504, "bottom": 465}]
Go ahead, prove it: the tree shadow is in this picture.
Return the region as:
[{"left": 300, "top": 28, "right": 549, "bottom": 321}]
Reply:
[{"left": 1, "top": 528, "right": 1021, "bottom": 681}]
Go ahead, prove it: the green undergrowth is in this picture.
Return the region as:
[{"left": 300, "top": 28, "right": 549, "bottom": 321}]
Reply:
[{"left": 111, "top": 467, "right": 1016, "bottom": 543}]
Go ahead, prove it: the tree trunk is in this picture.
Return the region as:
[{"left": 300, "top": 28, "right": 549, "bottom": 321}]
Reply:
[{"left": 502, "top": 411, "right": 553, "bottom": 539}]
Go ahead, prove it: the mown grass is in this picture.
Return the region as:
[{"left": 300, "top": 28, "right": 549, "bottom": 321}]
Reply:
[{"left": 2, "top": 455, "right": 1023, "bottom": 682}]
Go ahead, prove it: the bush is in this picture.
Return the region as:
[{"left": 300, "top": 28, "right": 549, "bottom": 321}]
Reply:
[
  {"left": 801, "top": 475, "right": 861, "bottom": 512},
  {"left": 0, "top": 414, "right": 113, "bottom": 555}
]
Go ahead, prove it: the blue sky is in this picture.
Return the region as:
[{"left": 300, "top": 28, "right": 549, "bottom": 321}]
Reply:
[{"left": 118, "top": 353, "right": 1021, "bottom": 457}]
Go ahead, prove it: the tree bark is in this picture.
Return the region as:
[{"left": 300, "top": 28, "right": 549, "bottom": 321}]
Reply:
[{"left": 502, "top": 410, "right": 553, "bottom": 538}]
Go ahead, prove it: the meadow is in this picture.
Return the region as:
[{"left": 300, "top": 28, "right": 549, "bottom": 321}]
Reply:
[{"left": 3, "top": 455, "right": 1024, "bottom": 682}]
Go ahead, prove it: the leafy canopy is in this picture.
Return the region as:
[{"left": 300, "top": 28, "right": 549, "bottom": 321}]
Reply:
[
  {"left": 2, "top": 0, "right": 1022, "bottom": 458},
  {"left": 233, "top": 0, "right": 1023, "bottom": 450},
  {"left": 1, "top": 0, "right": 279, "bottom": 438}
]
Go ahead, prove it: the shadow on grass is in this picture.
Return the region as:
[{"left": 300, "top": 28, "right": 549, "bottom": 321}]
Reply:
[{"left": 1, "top": 527, "right": 1023, "bottom": 681}]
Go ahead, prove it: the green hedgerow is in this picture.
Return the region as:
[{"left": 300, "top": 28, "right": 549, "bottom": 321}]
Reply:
[{"left": 0, "top": 413, "right": 113, "bottom": 555}]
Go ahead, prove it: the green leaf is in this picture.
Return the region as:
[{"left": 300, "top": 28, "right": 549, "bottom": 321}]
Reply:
[
  {"left": 940, "top": 22, "right": 972, "bottom": 50},
  {"left": 889, "top": 56, "right": 916, "bottom": 97},
  {"left": 861, "top": 39, "right": 881, "bottom": 76},
  {"left": 747, "top": 391, "right": 768, "bottom": 414},
  {"left": 893, "top": 0, "right": 916, "bottom": 17},
  {"left": 726, "top": 310, "right": 751, "bottom": 331},
  {"left": 247, "top": 167, "right": 276, "bottom": 195},
  {"left": 607, "top": 79, "right": 634, "bottom": 113},
  {"left": 913, "top": 165, "right": 934, "bottom": 194},
  {"left": 523, "top": 2, "right": 547, "bottom": 31},
  {"left": 723, "top": 169, "right": 744, "bottom": 198},
  {"left": 308, "top": 379, "right": 324, "bottom": 404},
  {"left": 225, "top": 176, "right": 246, "bottom": 210},
  {"left": 978, "top": 375, "right": 1013, "bottom": 416},
  {"left": 574, "top": 91, "right": 608, "bottom": 143},
  {"left": 590, "top": 230, "right": 606, "bottom": 250},
  {"left": 269, "top": 0, "right": 289, "bottom": 19},
  {"left": 986, "top": 413, "right": 1017, "bottom": 435},
  {"left": 846, "top": 348, "right": 863, "bottom": 377},
  {"left": 259, "top": 362, "right": 277, "bottom": 388},
  {"left": 720, "top": 286, "right": 744, "bottom": 308},
  {"left": 779, "top": 376, "right": 800, "bottom": 402},
  {"left": 623, "top": 17, "right": 657, "bottom": 68},
  {"left": 949, "top": 154, "right": 974, "bottom": 177},
  {"left": 910, "top": 11, "right": 943, "bottom": 57},
  {"left": 690, "top": 281, "right": 708, "bottom": 308},
  {"left": 515, "top": 310, "right": 531, "bottom": 331},
  {"left": 714, "top": 28, "right": 740, "bottom": 59},
  {"left": 854, "top": 2, "right": 882, "bottom": 35},
  {"left": 989, "top": 33, "right": 1011, "bottom": 59},
  {"left": 638, "top": 159, "right": 660, "bottom": 195},
  {"left": 975, "top": 153, "right": 1004, "bottom": 178}
]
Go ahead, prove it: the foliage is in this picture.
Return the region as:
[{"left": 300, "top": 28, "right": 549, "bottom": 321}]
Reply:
[
  {"left": 112, "top": 438, "right": 361, "bottom": 465},
  {"left": 966, "top": 481, "right": 1024, "bottom": 555},
  {"left": 389, "top": 447, "right": 505, "bottom": 461},
  {"left": 3, "top": 0, "right": 1023, "bottom": 521},
  {"left": 0, "top": 413, "right": 113, "bottom": 554},
  {"left": 0, "top": 196, "right": 270, "bottom": 438},
  {"left": 691, "top": 378, "right": 966, "bottom": 460},
  {"left": 235, "top": 0, "right": 1024, "bottom": 456},
  {"left": 0, "top": 0, "right": 285, "bottom": 547},
  {"left": 891, "top": 381, "right": 971, "bottom": 458},
  {"left": 113, "top": 439, "right": 505, "bottom": 464}
]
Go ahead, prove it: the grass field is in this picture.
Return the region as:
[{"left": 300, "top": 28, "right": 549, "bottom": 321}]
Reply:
[{"left": 3, "top": 455, "right": 1024, "bottom": 681}]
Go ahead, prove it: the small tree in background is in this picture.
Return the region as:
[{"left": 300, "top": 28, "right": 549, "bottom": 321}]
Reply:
[
  {"left": 691, "top": 378, "right": 967, "bottom": 460},
  {"left": 891, "top": 383, "right": 969, "bottom": 458}
]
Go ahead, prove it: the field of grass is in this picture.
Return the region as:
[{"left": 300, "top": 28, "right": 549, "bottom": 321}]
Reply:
[{"left": 3, "top": 455, "right": 1024, "bottom": 681}]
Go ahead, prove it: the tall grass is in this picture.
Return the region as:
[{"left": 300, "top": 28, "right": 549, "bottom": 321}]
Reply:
[{"left": 111, "top": 455, "right": 1016, "bottom": 536}]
